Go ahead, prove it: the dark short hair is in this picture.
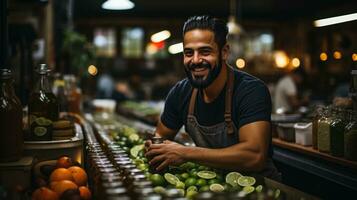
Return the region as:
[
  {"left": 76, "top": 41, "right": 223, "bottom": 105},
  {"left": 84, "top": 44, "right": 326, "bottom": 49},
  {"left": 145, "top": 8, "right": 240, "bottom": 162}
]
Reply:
[{"left": 183, "top": 15, "right": 228, "bottom": 50}]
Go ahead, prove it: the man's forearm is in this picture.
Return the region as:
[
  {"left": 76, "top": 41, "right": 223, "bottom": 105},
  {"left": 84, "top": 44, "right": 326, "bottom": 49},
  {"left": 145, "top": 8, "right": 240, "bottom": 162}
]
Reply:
[{"left": 182, "top": 143, "right": 266, "bottom": 172}]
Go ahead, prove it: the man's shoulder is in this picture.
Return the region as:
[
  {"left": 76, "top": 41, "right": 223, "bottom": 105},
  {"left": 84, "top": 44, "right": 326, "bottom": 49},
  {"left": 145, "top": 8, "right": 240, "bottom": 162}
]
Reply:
[{"left": 234, "top": 69, "right": 267, "bottom": 89}]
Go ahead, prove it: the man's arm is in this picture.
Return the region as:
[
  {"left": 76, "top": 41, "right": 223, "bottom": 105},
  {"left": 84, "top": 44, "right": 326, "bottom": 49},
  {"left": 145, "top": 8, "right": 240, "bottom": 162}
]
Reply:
[
  {"left": 155, "top": 119, "right": 179, "bottom": 140},
  {"left": 147, "top": 121, "right": 270, "bottom": 172}
]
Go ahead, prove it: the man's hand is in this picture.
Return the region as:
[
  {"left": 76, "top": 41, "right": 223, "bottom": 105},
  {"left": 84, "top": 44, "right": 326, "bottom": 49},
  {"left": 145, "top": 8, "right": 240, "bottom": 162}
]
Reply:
[{"left": 145, "top": 140, "right": 187, "bottom": 171}]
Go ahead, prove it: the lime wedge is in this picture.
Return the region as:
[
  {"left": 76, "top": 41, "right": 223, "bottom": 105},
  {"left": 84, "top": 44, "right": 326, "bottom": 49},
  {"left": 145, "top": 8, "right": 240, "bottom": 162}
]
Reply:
[
  {"left": 133, "top": 158, "right": 144, "bottom": 165},
  {"left": 130, "top": 144, "right": 144, "bottom": 158},
  {"left": 164, "top": 173, "right": 180, "bottom": 185},
  {"left": 238, "top": 176, "right": 256, "bottom": 187},
  {"left": 209, "top": 183, "right": 225, "bottom": 192},
  {"left": 243, "top": 186, "right": 255, "bottom": 194},
  {"left": 197, "top": 171, "right": 216, "bottom": 179},
  {"left": 255, "top": 185, "right": 263, "bottom": 193},
  {"left": 35, "top": 117, "right": 47, "bottom": 126},
  {"left": 225, "top": 172, "right": 242, "bottom": 187}
]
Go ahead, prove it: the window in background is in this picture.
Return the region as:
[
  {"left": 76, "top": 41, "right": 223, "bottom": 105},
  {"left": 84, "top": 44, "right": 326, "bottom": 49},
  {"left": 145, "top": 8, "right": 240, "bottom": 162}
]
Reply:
[
  {"left": 94, "top": 28, "right": 116, "bottom": 57},
  {"left": 121, "top": 28, "right": 144, "bottom": 58},
  {"left": 243, "top": 32, "right": 274, "bottom": 59}
]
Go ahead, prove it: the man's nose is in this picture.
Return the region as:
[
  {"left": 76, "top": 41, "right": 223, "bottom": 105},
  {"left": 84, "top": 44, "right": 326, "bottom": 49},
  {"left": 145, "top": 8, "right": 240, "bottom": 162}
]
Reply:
[{"left": 192, "top": 52, "right": 201, "bottom": 64}]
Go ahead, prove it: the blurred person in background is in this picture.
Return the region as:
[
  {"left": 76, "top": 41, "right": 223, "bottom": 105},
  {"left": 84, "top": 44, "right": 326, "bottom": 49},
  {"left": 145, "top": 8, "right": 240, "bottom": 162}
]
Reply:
[
  {"left": 273, "top": 68, "right": 308, "bottom": 113},
  {"left": 96, "top": 68, "right": 114, "bottom": 99},
  {"left": 145, "top": 15, "right": 281, "bottom": 181}
]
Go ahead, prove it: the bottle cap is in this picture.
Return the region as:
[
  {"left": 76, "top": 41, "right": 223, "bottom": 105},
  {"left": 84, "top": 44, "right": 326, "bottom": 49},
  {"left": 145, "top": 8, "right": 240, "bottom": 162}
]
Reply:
[{"left": 36, "top": 64, "right": 51, "bottom": 74}]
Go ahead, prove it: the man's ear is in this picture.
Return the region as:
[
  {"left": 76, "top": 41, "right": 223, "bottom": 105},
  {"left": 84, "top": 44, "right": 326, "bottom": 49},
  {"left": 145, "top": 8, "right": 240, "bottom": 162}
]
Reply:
[{"left": 221, "top": 44, "right": 230, "bottom": 61}]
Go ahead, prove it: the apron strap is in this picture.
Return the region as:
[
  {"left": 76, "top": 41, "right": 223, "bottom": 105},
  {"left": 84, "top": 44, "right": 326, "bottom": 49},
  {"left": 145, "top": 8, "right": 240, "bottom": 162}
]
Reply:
[
  {"left": 225, "top": 67, "right": 235, "bottom": 134},
  {"left": 188, "top": 88, "right": 198, "bottom": 115}
]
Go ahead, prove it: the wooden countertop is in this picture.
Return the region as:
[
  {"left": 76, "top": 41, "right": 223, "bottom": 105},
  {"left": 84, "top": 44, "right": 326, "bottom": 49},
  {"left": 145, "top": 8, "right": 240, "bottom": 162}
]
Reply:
[{"left": 272, "top": 138, "right": 357, "bottom": 170}]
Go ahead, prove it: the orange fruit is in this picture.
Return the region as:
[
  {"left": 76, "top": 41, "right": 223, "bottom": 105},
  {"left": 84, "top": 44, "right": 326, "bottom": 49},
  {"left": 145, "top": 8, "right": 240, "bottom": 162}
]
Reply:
[
  {"left": 79, "top": 186, "right": 92, "bottom": 200},
  {"left": 68, "top": 166, "right": 88, "bottom": 186},
  {"left": 50, "top": 180, "right": 78, "bottom": 196},
  {"left": 49, "top": 168, "right": 74, "bottom": 182},
  {"left": 56, "top": 156, "right": 73, "bottom": 168},
  {"left": 32, "top": 187, "right": 59, "bottom": 200}
]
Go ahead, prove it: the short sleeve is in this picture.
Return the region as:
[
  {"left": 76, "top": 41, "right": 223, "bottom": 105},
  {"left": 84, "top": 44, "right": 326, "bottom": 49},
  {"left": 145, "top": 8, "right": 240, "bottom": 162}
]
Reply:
[
  {"left": 237, "top": 81, "right": 272, "bottom": 128},
  {"left": 160, "top": 84, "right": 184, "bottom": 130}
]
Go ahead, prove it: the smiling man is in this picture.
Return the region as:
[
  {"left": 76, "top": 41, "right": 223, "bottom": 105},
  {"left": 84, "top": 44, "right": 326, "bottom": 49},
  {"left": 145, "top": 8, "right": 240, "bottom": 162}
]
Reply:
[{"left": 145, "top": 15, "right": 281, "bottom": 180}]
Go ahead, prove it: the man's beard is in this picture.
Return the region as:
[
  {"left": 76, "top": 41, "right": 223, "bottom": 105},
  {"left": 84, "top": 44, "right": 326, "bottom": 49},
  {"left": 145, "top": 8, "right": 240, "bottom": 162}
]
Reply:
[{"left": 184, "top": 58, "right": 222, "bottom": 89}]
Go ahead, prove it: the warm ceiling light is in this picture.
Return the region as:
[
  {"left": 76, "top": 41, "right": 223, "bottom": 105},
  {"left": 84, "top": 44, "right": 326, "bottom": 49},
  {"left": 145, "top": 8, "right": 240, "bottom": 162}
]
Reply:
[
  {"left": 102, "top": 0, "right": 135, "bottom": 10},
  {"left": 352, "top": 53, "right": 357, "bottom": 61},
  {"left": 333, "top": 51, "right": 342, "bottom": 59},
  {"left": 168, "top": 42, "right": 183, "bottom": 54},
  {"left": 314, "top": 13, "right": 357, "bottom": 27},
  {"left": 227, "top": 16, "right": 243, "bottom": 35},
  {"left": 320, "top": 52, "right": 328, "bottom": 61},
  {"left": 291, "top": 58, "right": 300, "bottom": 68},
  {"left": 236, "top": 58, "right": 245, "bottom": 69},
  {"left": 274, "top": 51, "right": 289, "bottom": 68},
  {"left": 88, "top": 65, "right": 98, "bottom": 76},
  {"left": 151, "top": 30, "right": 171, "bottom": 43}
]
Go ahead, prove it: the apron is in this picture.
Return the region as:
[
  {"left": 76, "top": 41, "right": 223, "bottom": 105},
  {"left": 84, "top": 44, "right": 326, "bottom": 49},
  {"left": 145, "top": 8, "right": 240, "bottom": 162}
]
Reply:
[{"left": 185, "top": 67, "right": 282, "bottom": 181}]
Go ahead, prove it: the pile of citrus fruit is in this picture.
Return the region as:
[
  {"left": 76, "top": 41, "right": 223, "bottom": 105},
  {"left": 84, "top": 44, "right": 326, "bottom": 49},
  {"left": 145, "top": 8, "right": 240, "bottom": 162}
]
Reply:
[{"left": 31, "top": 156, "right": 91, "bottom": 200}]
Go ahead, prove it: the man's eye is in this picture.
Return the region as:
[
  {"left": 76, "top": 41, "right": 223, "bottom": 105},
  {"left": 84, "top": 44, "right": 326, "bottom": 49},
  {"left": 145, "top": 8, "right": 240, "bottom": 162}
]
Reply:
[{"left": 184, "top": 51, "right": 193, "bottom": 56}]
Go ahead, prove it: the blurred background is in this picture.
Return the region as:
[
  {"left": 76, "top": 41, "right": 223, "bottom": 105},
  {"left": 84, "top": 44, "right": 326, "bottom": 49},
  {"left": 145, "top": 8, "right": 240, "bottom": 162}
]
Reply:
[{"left": 3, "top": 0, "right": 357, "bottom": 108}]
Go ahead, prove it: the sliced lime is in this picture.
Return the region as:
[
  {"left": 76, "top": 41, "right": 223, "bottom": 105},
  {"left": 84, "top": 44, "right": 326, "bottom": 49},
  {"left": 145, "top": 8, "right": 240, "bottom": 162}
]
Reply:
[
  {"left": 243, "top": 186, "right": 255, "bottom": 194},
  {"left": 225, "top": 172, "right": 242, "bottom": 187},
  {"left": 130, "top": 144, "right": 144, "bottom": 158},
  {"left": 186, "top": 186, "right": 198, "bottom": 192},
  {"left": 133, "top": 158, "right": 144, "bottom": 165},
  {"left": 35, "top": 117, "right": 47, "bottom": 126},
  {"left": 237, "top": 176, "right": 256, "bottom": 187},
  {"left": 197, "top": 171, "right": 216, "bottom": 179},
  {"left": 209, "top": 183, "right": 225, "bottom": 192},
  {"left": 164, "top": 173, "right": 180, "bottom": 185},
  {"left": 255, "top": 185, "right": 263, "bottom": 193},
  {"left": 34, "top": 126, "right": 47, "bottom": 136},
  {"left": 129, "top": 133, "right": 140, "bottom": 142}
]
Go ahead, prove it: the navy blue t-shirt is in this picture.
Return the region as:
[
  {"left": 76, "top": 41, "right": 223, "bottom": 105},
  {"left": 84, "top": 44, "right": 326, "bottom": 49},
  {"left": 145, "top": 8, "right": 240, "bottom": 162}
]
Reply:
[{"left": 161, "top": 69, "right": 272, "bottom": 131}]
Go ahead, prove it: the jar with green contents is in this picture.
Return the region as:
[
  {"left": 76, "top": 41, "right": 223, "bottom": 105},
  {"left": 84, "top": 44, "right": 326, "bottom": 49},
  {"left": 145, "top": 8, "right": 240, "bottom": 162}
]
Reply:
[
  {"left": 312, "top": 105, "right": 323, "bottom": 149},
  {"left": 330, "top": 108, "right": 347, "bottom": 157},
  {"left": 344, "top": 111, "right": 357, "bottom": 161},
  {"left": 318, "top": 107, "right": 332, "bottom": 153}
]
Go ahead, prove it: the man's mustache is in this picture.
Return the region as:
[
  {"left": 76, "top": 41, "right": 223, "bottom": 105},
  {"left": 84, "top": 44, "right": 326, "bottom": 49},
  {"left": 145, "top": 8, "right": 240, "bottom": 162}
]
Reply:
[{"left": 186, "top": 62, "right": 211, "bottom": 70}]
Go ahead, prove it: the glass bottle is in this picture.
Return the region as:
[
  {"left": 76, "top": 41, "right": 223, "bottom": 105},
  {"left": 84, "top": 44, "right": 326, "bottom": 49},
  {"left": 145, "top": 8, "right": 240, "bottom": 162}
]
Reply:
[
  {"left": 64, "top": 74, "right": 82, "bottom": 114},
  {"left": 0, "top": 69, "right": 23, "bottom": 162},
  {"left": 28, "top": 64, "right": 59, "bottom": 141},
  {"left": 317, "top": 107, "right": 332, "bottom": 153},
  {"left": 344, "top": 111, "right": 357, "bottom": 161},
  {"left": 312, "top": 105, "right": 323, "bottom": 149},
  {"left": 52, "top": 73, "right": 68, "bottom": 112},
  {"left": 330, "top": 108, "right": 347, "bottom": 157}
]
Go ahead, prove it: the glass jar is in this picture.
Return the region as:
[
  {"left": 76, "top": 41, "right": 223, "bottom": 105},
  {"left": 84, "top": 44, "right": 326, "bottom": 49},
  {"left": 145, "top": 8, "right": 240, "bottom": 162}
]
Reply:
[
  {"left": 0, "top": 69, "right": 23, "bottom": 162},
  {"left": 330, "top": 108, "right": 347, "bottom": 157},
  {"left": 317, "top": 107, "right": 332, "bottom": 153},
  {"left": 344, "top": 111, "right": 357, "bottom": 161},
  {"left": 28, "top": 64, "right": 59, "bottom": 140},
  {"left": 312, "top": 105, "right": 323, "bottom": 149},
  {"left": 64, "top": 74, "right": 82, "bottom": 114}
]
